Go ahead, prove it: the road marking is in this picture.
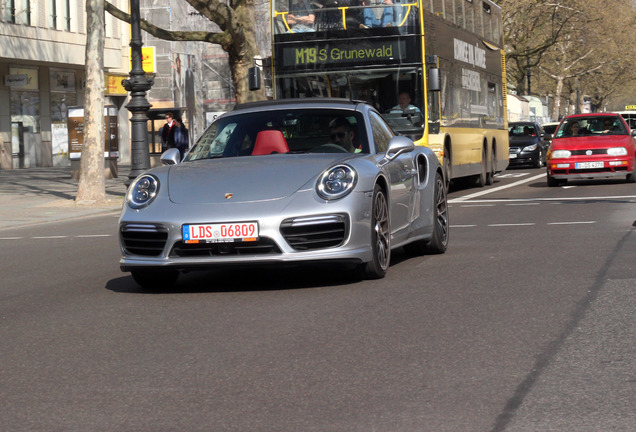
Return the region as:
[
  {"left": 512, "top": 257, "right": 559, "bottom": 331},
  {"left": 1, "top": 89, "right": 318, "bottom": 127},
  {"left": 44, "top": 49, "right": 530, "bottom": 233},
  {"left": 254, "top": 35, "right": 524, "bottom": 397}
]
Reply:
[
  {"left": 505, "top": 202, "right": 541, "bottom": 206},
  {"left": 32, "top": 236, "right": 67, "bottom": 239},
  {"left": 450, "top": 224, "right": 477, "bottom": 228},
  {"left": 488, "top": 223, "right": 536, "bottom": 227},
  {"left": 459, "top": 204, "right": 496, "bottom": 208},
  {"left": 547, "top": 221, "right": 596, "bottom": 225},
  {"left": 496, "top": 172, "right": 532, "bottom": 178},
  {"left": 449, "top": 173, "right": 546, "bottom": 203},
  {"left": 1, "top": 234, "right": 113, "bottom": 241},
  {"left": 451, "top": 195, "right": 636, "bottom": 204}
]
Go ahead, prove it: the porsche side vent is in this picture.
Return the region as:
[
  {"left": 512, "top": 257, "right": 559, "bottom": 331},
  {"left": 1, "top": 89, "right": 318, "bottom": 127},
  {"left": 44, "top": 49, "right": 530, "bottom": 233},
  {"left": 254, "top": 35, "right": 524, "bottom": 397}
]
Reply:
[
  {"left": 280, "top": 215, "right": 347, "bottom": 251},
  {"left": 120, "top": 224, "right": 168, "bottom": 257},
  {"left": 170, "top": 238, "right": 282, "bottom": 257}
]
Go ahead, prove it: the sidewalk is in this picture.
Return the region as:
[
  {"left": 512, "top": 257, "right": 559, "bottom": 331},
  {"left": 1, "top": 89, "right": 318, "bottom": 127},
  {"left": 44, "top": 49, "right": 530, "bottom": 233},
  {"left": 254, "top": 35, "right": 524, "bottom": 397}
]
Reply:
[{"left": 0, "top": 165, "right": 130, "bottom": 231}]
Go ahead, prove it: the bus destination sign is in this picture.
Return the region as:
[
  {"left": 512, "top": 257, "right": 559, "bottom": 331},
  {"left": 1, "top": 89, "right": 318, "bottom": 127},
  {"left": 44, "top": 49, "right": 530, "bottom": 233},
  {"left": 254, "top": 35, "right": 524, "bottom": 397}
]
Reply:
[{"left": 279, "top": 39, "right": 409, "bottom": 70}]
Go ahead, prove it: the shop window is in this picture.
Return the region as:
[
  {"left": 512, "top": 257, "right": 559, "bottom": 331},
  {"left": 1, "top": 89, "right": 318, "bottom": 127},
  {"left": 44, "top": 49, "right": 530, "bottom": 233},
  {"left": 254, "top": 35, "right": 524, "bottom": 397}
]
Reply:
[{"left": 10, "top": 91, "right": 40, "bottom": 133}]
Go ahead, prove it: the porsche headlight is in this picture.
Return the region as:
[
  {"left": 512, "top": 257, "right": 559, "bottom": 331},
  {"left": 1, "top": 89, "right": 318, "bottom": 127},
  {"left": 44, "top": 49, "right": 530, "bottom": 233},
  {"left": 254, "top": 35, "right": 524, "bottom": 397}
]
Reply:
[
  {"left": 316, "top": 165, "right": 357, "bottom": 200},
  {"left": 551, "top": 150, "right": 571, "bottom": 158},
  {"left": 126, "top": 174, "right": 159, "bottom": 209},
  {"left": 523, "top": 144, "right": 538, "bottom": 152},
  {"left": 607, "top": 147, "right": 628, "bottom": 156}
]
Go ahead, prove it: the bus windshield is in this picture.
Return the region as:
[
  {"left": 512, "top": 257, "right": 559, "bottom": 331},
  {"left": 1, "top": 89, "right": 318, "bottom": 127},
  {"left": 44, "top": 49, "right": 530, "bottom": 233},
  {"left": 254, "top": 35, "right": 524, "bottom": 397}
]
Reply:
[{"left": 271, "top": 0, "right": 509, "bottom": 186}]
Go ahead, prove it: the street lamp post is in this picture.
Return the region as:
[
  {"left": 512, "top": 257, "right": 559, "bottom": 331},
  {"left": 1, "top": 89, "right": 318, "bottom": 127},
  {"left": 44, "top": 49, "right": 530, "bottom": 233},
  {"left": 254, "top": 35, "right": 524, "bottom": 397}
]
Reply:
[{"left": 122, "top": 0, "right": 153, "bottom": 184}]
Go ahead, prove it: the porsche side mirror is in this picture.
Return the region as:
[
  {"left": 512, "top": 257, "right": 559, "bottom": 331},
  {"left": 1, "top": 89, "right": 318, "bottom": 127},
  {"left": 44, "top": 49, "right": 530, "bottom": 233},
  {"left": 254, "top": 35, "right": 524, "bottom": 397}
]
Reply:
[
  {"left": 385, "top": 136, "right": 416, "bottom": 161},
  {"left": 160, "top": 148, "right": 181, "bottom": 165}
]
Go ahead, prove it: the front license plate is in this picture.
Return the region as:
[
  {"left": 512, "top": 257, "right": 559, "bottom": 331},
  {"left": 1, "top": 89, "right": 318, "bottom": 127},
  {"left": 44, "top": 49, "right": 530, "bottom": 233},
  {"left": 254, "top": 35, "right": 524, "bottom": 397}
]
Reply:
[
  {"left": 182, "top": 222, "right": 259, "bottom": 243},
  {"left": 509, "top": 154, "right": 518, "bottom": 159},
  {"left": 575, "top": 161, "right": 604, "bottom": 169}
]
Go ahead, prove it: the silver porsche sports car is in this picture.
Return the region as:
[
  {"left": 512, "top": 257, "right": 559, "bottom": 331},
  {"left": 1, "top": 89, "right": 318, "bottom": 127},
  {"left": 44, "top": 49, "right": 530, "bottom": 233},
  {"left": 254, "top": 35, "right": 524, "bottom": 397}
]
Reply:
[{"left": 119, "top": 99, "right": 448, "bottom": 287}]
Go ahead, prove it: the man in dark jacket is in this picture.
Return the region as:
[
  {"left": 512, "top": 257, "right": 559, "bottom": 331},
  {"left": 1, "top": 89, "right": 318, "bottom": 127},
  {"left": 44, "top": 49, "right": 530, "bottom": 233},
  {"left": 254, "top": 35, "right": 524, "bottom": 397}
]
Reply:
[{"left": 161, "top": 112, "right": 176, "bottom": 152}]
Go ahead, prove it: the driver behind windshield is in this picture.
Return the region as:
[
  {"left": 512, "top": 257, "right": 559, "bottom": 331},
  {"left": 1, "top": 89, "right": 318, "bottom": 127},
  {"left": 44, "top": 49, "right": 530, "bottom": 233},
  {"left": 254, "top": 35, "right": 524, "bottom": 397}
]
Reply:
[
  {"left": 390, "top": 91, "right": 424, "bottom": 126},
  {"left": 328, "top": 118, "right": 358, "bottom": 152}
]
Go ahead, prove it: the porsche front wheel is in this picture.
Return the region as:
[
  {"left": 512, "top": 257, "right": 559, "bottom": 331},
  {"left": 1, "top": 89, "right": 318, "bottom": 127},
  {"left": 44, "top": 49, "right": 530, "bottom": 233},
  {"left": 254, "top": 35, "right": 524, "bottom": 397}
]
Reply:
[{"left": 361, "top": 185, "right": 390, "bottom": 279}]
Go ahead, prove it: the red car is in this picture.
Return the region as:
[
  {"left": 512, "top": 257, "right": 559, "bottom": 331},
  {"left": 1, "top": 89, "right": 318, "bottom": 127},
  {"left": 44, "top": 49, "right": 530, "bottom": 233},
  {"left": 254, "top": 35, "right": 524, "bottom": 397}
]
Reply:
[{"left": 546, "top": 113, "right": 636, "bottom": 186}]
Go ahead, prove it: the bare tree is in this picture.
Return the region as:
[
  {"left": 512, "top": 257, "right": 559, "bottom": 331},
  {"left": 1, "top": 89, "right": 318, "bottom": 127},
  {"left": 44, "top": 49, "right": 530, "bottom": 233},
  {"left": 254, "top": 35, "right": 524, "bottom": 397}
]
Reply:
[
  {"left": 502, "top": 0, "right": 636, "bottom": 116},
  {"left": 76, "top": 0, "right": 106, "bottom": 203},
  {"left": 537, "top": 0, "right": 636, "bottom": 117},
  {"left": 105, "top": 0, "right": 267, "bottom": 104},
  {"left": 500, "top": 0, "right": 582, "bottom": 94}
]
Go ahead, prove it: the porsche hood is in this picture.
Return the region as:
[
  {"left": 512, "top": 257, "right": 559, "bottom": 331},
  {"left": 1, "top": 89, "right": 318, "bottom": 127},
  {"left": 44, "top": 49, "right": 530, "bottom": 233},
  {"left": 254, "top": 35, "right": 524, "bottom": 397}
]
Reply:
[{"left": 166, "top": 155, "right": 352, "bottom": 204}]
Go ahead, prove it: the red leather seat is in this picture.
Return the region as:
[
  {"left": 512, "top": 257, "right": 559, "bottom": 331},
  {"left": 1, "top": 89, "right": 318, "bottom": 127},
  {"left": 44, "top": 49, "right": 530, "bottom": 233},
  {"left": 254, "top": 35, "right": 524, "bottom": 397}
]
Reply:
[{"left": 252, "top": 130, "right": 289, "bottom": 155}]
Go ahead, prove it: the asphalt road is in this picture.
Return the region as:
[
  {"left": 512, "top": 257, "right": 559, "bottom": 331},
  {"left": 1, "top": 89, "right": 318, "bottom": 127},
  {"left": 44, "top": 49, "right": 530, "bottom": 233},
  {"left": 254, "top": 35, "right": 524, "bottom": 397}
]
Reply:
[{"left": 1, "top": 167, "right": 635, "bottom": 431}]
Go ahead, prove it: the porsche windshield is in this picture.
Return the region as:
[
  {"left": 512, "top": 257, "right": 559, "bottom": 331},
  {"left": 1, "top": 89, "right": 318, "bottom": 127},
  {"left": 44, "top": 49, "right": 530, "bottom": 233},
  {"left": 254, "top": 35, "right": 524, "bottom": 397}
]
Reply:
[{"left": 184, "top": 109, "right": 369, "bottom": 161}]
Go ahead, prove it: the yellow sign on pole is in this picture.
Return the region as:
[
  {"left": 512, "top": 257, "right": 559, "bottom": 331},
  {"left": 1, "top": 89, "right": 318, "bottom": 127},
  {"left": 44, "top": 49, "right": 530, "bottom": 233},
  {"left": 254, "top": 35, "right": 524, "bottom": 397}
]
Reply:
[
  {"left": 625, "top": 105, "right": 636, "bottom": 111},
  {"left": 129, "top": 46, "right": 156, "bottom": 73},
  {"left": 104, "top": 73, "right": 128, "bottom": 96}
]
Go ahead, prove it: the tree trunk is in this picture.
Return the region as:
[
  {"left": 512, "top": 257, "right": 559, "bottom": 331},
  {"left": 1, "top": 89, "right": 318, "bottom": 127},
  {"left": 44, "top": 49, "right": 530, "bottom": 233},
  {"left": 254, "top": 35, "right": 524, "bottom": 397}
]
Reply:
[
  {"left": 229, "top": 0, "right": 267, "bottom": 103},
  {"left": 551, "top": 76, "right": 565, "bottom": 121},
  {"left": 77, "top": 0, "right": 106, "bottom": 203}
]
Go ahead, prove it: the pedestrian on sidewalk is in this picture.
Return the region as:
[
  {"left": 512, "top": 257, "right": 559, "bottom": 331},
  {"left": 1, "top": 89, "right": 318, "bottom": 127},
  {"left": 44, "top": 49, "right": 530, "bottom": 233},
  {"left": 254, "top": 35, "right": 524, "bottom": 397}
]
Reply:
[
  {"left": 173, "top": 117, "right": 190, "bottom": 160},
  {"left": 161, "top": 112, "right": 177, "bottom": 153}
]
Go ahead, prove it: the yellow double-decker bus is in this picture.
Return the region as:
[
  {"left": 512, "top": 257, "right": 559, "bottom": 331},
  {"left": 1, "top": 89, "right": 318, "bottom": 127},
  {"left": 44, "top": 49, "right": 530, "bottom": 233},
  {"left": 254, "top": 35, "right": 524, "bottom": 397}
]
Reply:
[{"left": 271, "top": 0, "right": 508, "bottom": 186}]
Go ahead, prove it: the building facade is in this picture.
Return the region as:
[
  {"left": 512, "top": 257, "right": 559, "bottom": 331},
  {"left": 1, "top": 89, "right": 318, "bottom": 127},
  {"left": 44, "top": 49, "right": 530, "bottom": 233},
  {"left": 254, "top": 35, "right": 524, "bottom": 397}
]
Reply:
[
  {"left": 1, "top": 0, "right": 271, "bottom": 171},
  {"left": 0, "top": 0, "right": 132, "bottom": 170}
]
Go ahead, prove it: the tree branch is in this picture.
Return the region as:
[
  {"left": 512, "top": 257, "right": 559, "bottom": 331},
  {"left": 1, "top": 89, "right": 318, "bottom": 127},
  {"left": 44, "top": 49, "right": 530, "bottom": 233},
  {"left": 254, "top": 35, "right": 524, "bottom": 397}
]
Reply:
[{"left": 104, "top": 1, "right": 232, "bottom": 48}]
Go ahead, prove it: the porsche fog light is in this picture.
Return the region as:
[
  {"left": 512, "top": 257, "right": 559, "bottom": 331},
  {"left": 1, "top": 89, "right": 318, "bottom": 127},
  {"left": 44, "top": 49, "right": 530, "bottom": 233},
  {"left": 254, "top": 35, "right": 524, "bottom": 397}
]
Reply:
[
  {"left": 551, "top": 150, "right": 571, "bottom": 158},
  {"left": 607, "top": 147, "right": 628, "bottom": 156},
  {"left": 127, "top": 174, "right": 159, "bottom": 209},
  {"left": 317, "top": 165, "right": 357, "bottom": 200}
]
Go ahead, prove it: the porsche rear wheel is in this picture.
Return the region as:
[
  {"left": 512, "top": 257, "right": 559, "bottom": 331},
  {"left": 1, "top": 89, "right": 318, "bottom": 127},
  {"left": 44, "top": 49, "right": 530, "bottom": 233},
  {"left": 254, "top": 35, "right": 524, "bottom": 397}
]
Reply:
[
  {"left": 404, "top": 172, "right": 449, "bottom": 256},
  {"left": 426, "top": 172, "right": 449, "bottom": 254},
  {"left": 131, "top": 269, "right": 180, "bottom": 289},
  {"left": 361, "top": 184, "right": 390, "bottom": 279}
]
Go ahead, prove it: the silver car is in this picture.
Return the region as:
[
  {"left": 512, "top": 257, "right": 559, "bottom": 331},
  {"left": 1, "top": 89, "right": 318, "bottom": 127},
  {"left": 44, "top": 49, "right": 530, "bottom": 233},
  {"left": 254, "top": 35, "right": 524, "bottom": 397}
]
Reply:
[{"left": 119, "top": 99, "right": 448, "bottom": 287}]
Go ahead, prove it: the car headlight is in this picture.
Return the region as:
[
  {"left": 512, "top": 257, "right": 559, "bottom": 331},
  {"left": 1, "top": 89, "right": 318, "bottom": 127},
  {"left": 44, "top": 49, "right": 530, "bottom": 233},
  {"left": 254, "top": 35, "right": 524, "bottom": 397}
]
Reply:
[
  {"left": 551, "top": 150, "right": 571, "bottom": 158},
  {"left": 523, "top": 144, "right": 538, "bottom": 152},
  {"left": 126, "top": 174, "right": 159, "bottom": 209},
  {"left": 316, "top": 165, "right": 357, "bottom": 200},
  {"left": 607, "top": 147, "right": 628, "bottom": 156}
]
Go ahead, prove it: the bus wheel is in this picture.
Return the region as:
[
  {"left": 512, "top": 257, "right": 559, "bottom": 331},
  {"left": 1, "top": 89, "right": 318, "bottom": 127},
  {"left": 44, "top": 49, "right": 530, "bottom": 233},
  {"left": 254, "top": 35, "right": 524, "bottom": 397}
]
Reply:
[
  {"left": 475, "top": 147, "right": 487, "bottom": 187},
  {"left": 443, "top": 152, "right": 451, "bottom": 190},
  {"left": 486, "top": 148, "right": 495, "bottom": 185}
]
